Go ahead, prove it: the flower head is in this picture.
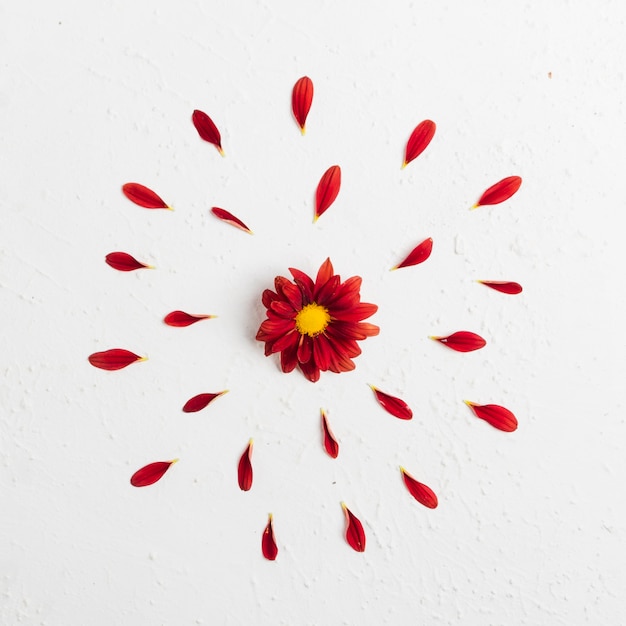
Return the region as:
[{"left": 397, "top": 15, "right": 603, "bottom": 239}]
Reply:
[{"left": 256, "top": 258, "right": 379, "bottom": 382}]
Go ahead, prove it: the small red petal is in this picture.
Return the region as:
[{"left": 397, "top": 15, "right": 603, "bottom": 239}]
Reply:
[
  {"left": 237, "top": 439, "right": 253, "bottom": 491},
  {"left": 292, "top": 76, "right": 313, "bottom": 134},
  {"left": 163, "top": 311, "right": 215, "bottom": 327},
  {"left": 369, "top": 384, "right": 412, "bottom": 420},
  {"left": 314, "top": 165, "right": 341, "bottom": 222},
  {"left": 182, "top": 390, "right": 228, "bottom": 413},
  {"left": 192, "top": 109, "right": 224, "bottom": 155},
  {"left": 122, "top": 183, "right": 170, "bottom": 209},
  {"left": 211, "top": 207, "right": 253, "bottom": 234},
  {"left": 105, "top": 251, "right": 152, "bottom": 272},
  {"left": 392, "top": 237, "right": 433, "bottom": 270},
  {"left": 262, "top": 513, "right": 278, "bottom": 560},
  {"left": 473, "top": 176, "right": 522, "bottom": 208},
  {"left": 341, "top": 503, "right": 365, "bottom": 552},
  {"left": 88, "top": 349, "right": 144, "bottom": 371},
  {"left": 321, "top": 409, "right": 339, "bottom": 459},
  {"left": 403, "top": 120, "right": 436, "bottom": 168},
  {"left": 431, "top": 331, "right": 486, "bottom": 352},
  {"left": 465, "top": 401, "right": 518, "bottom": 432},
  {"left": 400, "top": 467, "right": 438, "bottom": 509},
  {"left": 130, "top": 459, "right": 178, "bottom": 487},
  {"left": 478, "top": 280, "right": 523, "bottom": 295}
]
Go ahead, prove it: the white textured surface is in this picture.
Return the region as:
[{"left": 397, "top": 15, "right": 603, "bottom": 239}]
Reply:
[{"left": 2, "top": 1, "right": 625, "bottom": 624}]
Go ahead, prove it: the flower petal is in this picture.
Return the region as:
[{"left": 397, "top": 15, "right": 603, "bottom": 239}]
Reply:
[
  {"left": 392, "top": 237, "right": 433, "bottom": 270},
  {"left": 313, "top": 258, "right": 335, "bottom": 297},
  {"left": 105, "top": 252, "right": 153, "bottom": 272},
  {"left": 472, "top": 176, "right": 522, "bottom": 208},
  {"left": 292, "top": 76, "right": 313, "bottom": 134},
  {"left": 211, "top": 207, "right": 253, "bottom": 234},
  {"left": 430, "top": 331, "right": 486, "bottom": 352},
  {"left": 130, "top": 459, "right": 178, "bottom": 487},
  {"left": 182, "top": 390, "right": 228, "bottom": 413},
  {"left": 369, "top": 384, "right": 413, "bottom": 420},
  {"left": 321, "top": 409, "right": 339, "bottom": 458},
  {"left": 237, "top": 439, "right": 253, "bottom": 491},
  {"left": 314, "top": 165, "right": 341, "bottom": 222},
  {"left": 122, "top": 183, "right": 170, "bottom": 209},
  {"left": 288, "top": 267, "right": 314, "bottom": 302},
  {"left": 478, "top": 280, "right": 523, "bottom": 295},
  {"left": 341, "top": 502, "right": 365, "bottom": 552},
  {"left": 400, "top": 467, "right": 438, "bottom": 508},
  {"left": 192, "top": 109, "right": 224, "bottom": 155},
  {"left": 262, "top": 513, "right": 278, "bottom": 560},
  {"left": 403, "top": 120, "right": 436, "bottom": 168},
  {"left": 88, "top": 349, "right": 145, "bottom": 371},
  {"left": 464, "top": 401, "right": 518, "bottom": 432},
  {"left": 163, "top": 311, "right": 215, "bottom": 327}
]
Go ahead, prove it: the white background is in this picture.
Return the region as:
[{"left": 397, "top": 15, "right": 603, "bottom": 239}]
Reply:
[{"left": 1, "top": 1, "right": 625, "bottom": 624}]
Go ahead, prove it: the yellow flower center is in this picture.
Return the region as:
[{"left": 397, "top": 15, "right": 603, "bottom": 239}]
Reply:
[{"left": 295, "top": 303, "right": 330, "bottom": 337}]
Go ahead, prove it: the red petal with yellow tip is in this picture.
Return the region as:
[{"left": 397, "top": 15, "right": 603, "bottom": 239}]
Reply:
[
  {"left": 211, "top": 207, "right": 252, "bottom": 234},
  {"left": 342, "top": 503, "right": 365, "bottom": 552},
  {"left": 192, "top": 109, "right": 224, "bottom": 155},
  {"left": 262, "top": 514, "right": 278, "bottom": 560},
  {"left": 403, "top": 120, "right": 436, "bottom": 168},
  {"left": 182, "top": 391, "right": 227, "bottom": 413},
  {"left": 88, "top": 349, "right": 144, "bottom": 371},
  {"left": 431, "top": 331, "right": 486, "bottom": 352},
  {"left": 465, "top": 401, "right": 518, "bottom": 432},
  {"left": 393, "top": 237, "right": 433, "bottom": 269},
  {"left": 292, "top": 76, "right": 313, "bottom": 134},
  {"left": 369, "top": 385, "right": 413, "bottom": 420},
  {"left": 321, "top": 409, "right": 339, "bottom": 458},
  {"left": 105, "top": 251, "right": 151, "bottom": 272},
  {"left": 400, "top": 467, "right": 438, "bottom": 509},
  {"left": 478, "top": 280, "right": 523, "bottom": 295},
  {"left": 130, "top": 459, "right": 177, "bottom": 487},
  {"left": 122, "top": 183, "right": 169, "bottom": 209},
  {"left": 237, "top": 440, "right": 253, "bottom": 491},
  {"left": 163, "top": 311, "right": 214, "bottom": 327},
  {"left": 315, "top": 165, "right": 341, "bottom": 221},
  {"left": 473, "top": 176, "right": 522, "bottom": 208}
]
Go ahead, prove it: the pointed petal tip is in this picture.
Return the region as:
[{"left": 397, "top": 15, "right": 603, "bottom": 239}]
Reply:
[{"left": 300, "top": 126, "right": 306, "bottom": 135}]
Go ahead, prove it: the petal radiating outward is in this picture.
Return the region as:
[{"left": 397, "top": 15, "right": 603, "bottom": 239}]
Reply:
[
  {"left": 392, "top": 237, "right": 433, "bottom": 270},
  {"left": 292, "top": 76, "right": 313, "bottom": 134},
  {"left": 192, "top": 109, "right": 224, "bottom": 155},
  {"left": 430, "top": 331, "right": 486, "bottom": 352},
  {"left": 262, "top": 514, "right": 278, "bottom": 561},
  {"left": 88, "top": 349, "right": 145, "bottom": 371},
  {"left": 464, "top": 401, "right": 518, "bottom": 432},
  {"left": 478, "top": 280, "right": 523, "bottom": 295},
  {"left": 237, "top": 439, "right": 253, "bottom": 491},
  {"left": 321, "top": 409, "right": 339, "bottom": 459},
  {"left": 472, "top": 176, "right": 522, "bottom": 209},
  {"left": 314, "top": 165, "right": 341, "bottom": 222},
  {"left": 402, "top": 120, "right": 436, "bottom": 168},
  {"left": 341, "top": 502, "right": 365, "bottom": 552},
  {"left": 122, "top": 183, "right": 171, "bottom": 210},
  {"left": 105, "top": 252, "right": 153, "bottom": 272},
  {"left": 182, "top": 390, "right": 228, "bottom": 413},
  {"left": 163, "top": 311, "right": 216, "bottom": 327},
  {"left": 211, "top": 207, "right": 253, "bottom": 234},
  {"left": 400, "top": 467, "right": 438, "bottom": 509},
  {"left": 130, "top": 459, "right": 178, "bottom": 487},
  {"left": 369, "top": 384, "right": 413, "bottom": 420}
]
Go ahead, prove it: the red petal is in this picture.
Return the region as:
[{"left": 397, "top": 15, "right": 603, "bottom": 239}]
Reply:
[
  {"left": 403, "top": 120, "right": 436, "bottom": 168},
  {"left": 182, "top": 390, "right": 228, "bottom": 413},
  {"left": 262, "top": 513, "right": 278, "bottom": 560},
  {"left": 465, "top": 401, "right": 518, "bottom": 432},
  {"left": 341, "top": 503, "right": 365, "bottom": 552},
  {"left": 478, "top": 280, "right": 523, "bottom": 295},
  {"left": 321, "top": 409, "right": 339, "bottom": 458},
  {"left": 400, "top": 467, "right": 438, "bottom": 508},
  {"left": 88, "top": 349, "right": 144, "bottom": 371},
  {"left": 211, "top": 207, "right": 253, "bottom": 234},
  {"left": 314, "top": 165, "right": 341, "bottom": 222},
  {"left": 164, "top": 311, "right": 215, "bottom": 327},
  {"left": 473, "top": 176, "right": 522, "bottom": 208},
  {"left": 392, "top": 237, "right": 433, "bottom": 270},
  {"left": 122, "top": 183, "right": 170, "bottom": 209},
  {"left": 192, "top": 109, "right": 224, "bottom": 155},
  {"left": 430, "top": 331, "right": 486, "bottom": 352},
  {"left": 237, "top": 439, "right": 253, "bottom": 491},
  {"left": 105, "top": 251, "right": 152, "bottom": 272},
  {"left": 369, "top": 384, "right": 412, "bottom": 420},
  {"left": 130, "top": 459, "right": 178, "bottom": 487},
  {"left": 292, "top": 76, "right": 313, "bottom": 134}
]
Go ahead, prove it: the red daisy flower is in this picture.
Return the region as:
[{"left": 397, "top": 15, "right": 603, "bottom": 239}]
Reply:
[{"left": 256, "top": 258, "right": 379, "bottom": 383}]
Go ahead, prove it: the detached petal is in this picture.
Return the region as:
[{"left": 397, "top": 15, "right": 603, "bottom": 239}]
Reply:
[
  {"left": 122, "top": 183, "right": 170, "bottom": 209},
  {"left": 130, "top": 459, "right": 178, "bottom": 487},
  {"left": 88, "top": 349, "right": 144, "bottom": 371},
  {"left": 262, "top": 513, "right": 278, "bottom": 560},
  {"left": 164, "top": 311, "right": 215, "bottom": 327},
  {"left": 237, "top": 439, "right": 253, "bottom": 491},
  {"left": 314, "top": 165, "right": 341, "bottom": 222},
  {"left": 192, "top": 109, "right": 224, "bottom": 155},
  {"left": 392, "top": 238, "right": 433, "bottom": 270},
  {"left": 478, "top": 280, "right": 523, "bottom": 295},
  {"left": 105, "top": 252, "right": 152, "bottom": 272},
  {"left": 403, "top": 120, "right": 436, "bottom": 168},
  {"left": 400, "top": 467, "right": 438, "bottom": 508},
  {"left": 292, "top": 76, "right": 313, "bottom": 134},
  {"left": 211, "top": 207, "right": 253, "bottom": 234},
  {"left": 321, "top": 409, "right": 339, "bottom": 458},
  {"left": 472, "top": 176, "right": 522, "bottom": 208},
  {"left": 430, "top": 331, "right": 486, "bottom": 352},
  {"left": 341, "top": 503, "right": 365, "bottom": 552},
  {"left": 369, "top": 385, "right": 412, "bottom": 420},
  {"left": 182, "top": 391, "right": 228, "bottom": 413},
  {"left": 465, "top": 401, "right": 518, "bottom": 432}
]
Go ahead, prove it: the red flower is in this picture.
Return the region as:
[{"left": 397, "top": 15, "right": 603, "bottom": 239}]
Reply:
[{"left": 256, "top": 258, "right": 379, "bottom": 383}]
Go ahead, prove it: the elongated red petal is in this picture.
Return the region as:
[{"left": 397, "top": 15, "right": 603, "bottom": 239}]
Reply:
[
  {"left": 341, "top": 503, "right": 365, "bottom": 552},
  {"left": 392, "top": 237, "right": 433, "bottom": 270},
  {"left": 465, "top": 401, "right": 518, "bottom": 432},
  {"left": 430, "top": 331, "right": 486, "bottom": 352},
  {"left": 292, "top": 76, "right": 313, "bottom": 134},
  {"left": 163, "top": 311, "right": 215, "bottom": 327},
  {"left": 182, "top": 390, "right": 228, "bottom": 413},
  {"left": 321, "top": 409, "right": 339, "bottom": 458},
  {"left": 403, "top": 120, "right": 436, "bottom": 168},
  {"left": 314, "top": 165, "right": 341, "bottom": 222},
  {"left": 237, "top": 439, "right": 253, "bottom": 491},
  {"left": 211, "top": 207, "right": 252, "bottom": 234},
  {"left": 262, "top": 513, "right": 278, "bottom": 560},
  {"left": 105, "top": 251, "right": 152, "bottom": 272},
  {"left": 400, "top": 467, "right": 438, "bottom": 508},
  {"left": 122, "top": 183, "right": 170, "bottom": 209},
  {"left": 473, "top": 176, "right": 522, "bottom": 208},
  {"left": 478, "top": 280, "right": 523, "bottom": 295},
  {"left": 192, "top": 109, "right": 224, "bottom": 155},
  {"left": 369, "top": 384, "right": 412, "bottom": 420},
  {"left": 88, "top": 349, "right": 144, "bottom": 371},
  {"left": 130, "top": 459, "right": 178, "bottom": 487}
]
